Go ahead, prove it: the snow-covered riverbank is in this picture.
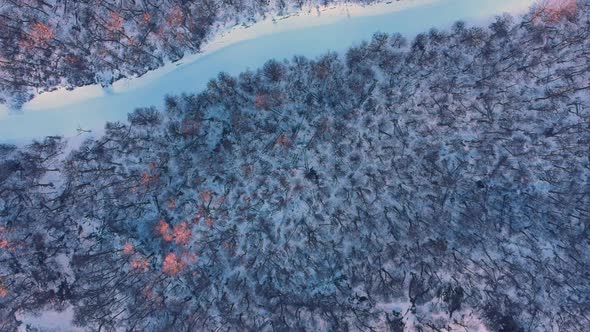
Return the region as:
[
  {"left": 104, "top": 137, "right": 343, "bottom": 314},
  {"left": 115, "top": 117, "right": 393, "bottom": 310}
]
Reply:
[{"left": 0, "top": 0, "right": 535, "bottom": 144}]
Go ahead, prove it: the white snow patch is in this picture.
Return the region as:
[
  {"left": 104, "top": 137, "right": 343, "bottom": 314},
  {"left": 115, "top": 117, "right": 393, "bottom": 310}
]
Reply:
[
  {"left": 27, "top": 84, "right": 104, "bottom": 111},
  {"left": 16, "top": 306, "right": 82, "bottom": 332}
]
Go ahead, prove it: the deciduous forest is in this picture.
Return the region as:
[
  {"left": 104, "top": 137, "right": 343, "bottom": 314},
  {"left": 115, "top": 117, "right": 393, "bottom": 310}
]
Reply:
[{"left": 0, "top": 0, "right": 589, "bottom": 331}]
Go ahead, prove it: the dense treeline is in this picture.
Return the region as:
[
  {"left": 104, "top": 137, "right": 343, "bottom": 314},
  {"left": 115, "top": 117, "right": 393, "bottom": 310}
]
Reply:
[
  {"left": 1, "top": 1, "right": 590, "bottom": 331},
  {"left": 0, "top": 0, "right": 380, "bottom": 109}
]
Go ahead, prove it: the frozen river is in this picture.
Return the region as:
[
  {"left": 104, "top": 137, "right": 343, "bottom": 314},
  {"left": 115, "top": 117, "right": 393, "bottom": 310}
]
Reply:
[{"left": 0, "top": 0, "right": 535, "bottom": 143}]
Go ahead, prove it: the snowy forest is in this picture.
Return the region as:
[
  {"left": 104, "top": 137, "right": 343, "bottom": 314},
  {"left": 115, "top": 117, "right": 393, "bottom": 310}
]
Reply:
[
  {"left": 0, "top": 0, "right": 383, "bottom": 109},
  {"left": 1, "top": 0, "right": 590, "bottom": 331}
]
